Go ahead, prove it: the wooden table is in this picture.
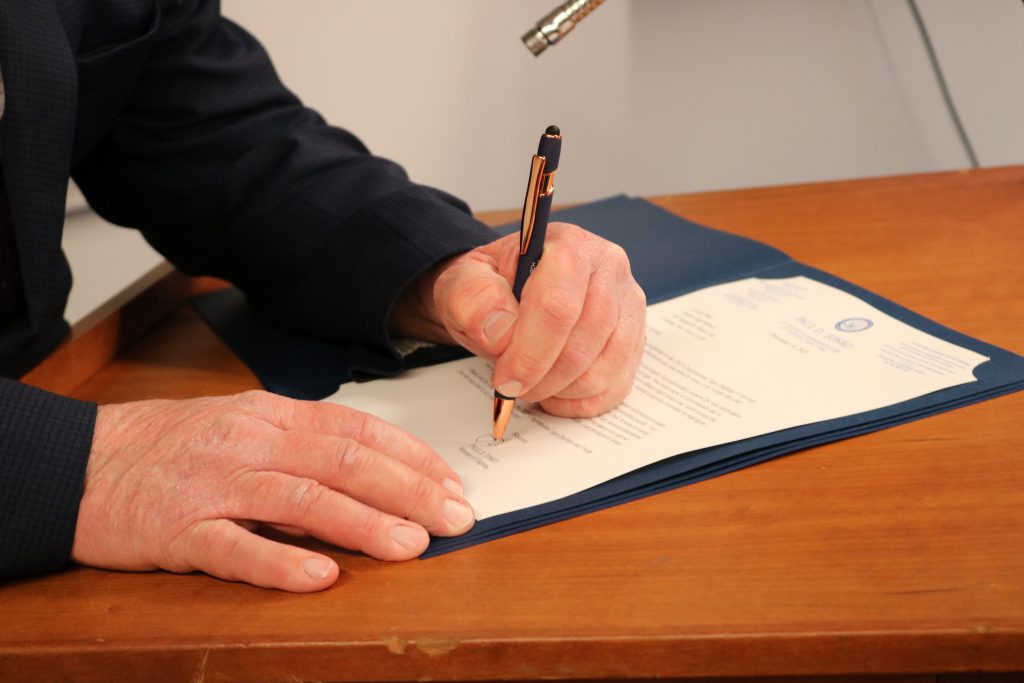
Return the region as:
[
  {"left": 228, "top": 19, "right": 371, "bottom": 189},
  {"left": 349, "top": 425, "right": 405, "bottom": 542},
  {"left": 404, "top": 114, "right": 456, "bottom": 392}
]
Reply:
[{"left": 1, "top": 167, "right": 1022, "bottom": 683}]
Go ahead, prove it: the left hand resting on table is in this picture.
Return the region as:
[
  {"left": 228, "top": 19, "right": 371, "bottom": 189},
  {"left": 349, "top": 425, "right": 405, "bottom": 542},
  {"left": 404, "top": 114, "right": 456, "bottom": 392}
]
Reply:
[{"left": 391, "top": 222, "right": 646, "bottom": 417}]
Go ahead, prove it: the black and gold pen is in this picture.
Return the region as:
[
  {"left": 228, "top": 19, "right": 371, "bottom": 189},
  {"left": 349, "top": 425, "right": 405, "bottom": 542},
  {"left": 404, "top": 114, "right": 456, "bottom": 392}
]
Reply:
[{"left": 493, "top": 125, "right": 562, "bottom": 442}]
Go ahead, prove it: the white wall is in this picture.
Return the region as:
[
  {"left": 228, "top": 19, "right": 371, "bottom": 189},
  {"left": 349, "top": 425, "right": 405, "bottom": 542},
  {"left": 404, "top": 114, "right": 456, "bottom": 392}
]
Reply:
[
  {"left": 64, "top": 0, "right": 1024, "bottom": 327},
  {"left": 62, "top": 211, "right": 167, "bottom": 328},
  {"left": 905, "top": 0, "right": 1024, "bottom": 167},
  {"left": 622, "top": 0, "right": 948, "bottom": 197},
  {"left": 220, "top": 0, "right": 1024, "bottom": 209}
]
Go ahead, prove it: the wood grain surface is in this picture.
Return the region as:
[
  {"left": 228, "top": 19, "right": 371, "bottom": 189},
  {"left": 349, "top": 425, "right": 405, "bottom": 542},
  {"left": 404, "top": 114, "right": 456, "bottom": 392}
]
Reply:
[{"left": 1, "top": 167, "right": 1022, "bottom": 683}]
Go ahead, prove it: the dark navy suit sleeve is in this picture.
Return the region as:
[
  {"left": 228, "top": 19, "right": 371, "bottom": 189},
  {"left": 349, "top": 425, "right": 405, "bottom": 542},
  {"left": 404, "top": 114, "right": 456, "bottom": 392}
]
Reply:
[
  {"left": 2, "top": 0, "right": 495, "bottom": 582},
  {"left": 0, "top": 378, "right": 96, "bottom": 579},
  {"left": 72, "top": 0, "right": 494, "bottom": 376}
]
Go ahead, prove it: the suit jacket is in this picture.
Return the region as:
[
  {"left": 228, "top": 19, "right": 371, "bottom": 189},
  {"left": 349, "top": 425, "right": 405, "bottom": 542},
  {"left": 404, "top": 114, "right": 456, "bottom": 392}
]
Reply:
[{"left": 0, "top": 0, "right": 493, "bottom": 579}]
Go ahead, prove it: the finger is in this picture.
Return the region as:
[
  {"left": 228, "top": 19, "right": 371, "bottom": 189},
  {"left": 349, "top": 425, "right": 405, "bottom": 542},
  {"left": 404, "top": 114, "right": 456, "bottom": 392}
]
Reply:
[
  {"left": 491, "top": 240, "right": 592, "bottom": 399},
  {"left": 539, "top": 280, "right": 646, "bottom": 402},
  {"left": 246, "top": 391, "right": 464, "bottom": 494},
  {"left": 540, "top": 304, "right": 647, "bottom": 417},
  {"left": 432, "top": 251, "right": 520, "bottom": 359},
  {"left": 233, "top": 471, "right": 459, "bottom": 560},
  {"left": 180, "top": 519, "right": 339, "bottom": 593},
  {"left": 268, "top": 430, "right": 475, "bottom": 537},
  {"left": 519, "top": 259, "right": 622, "bottom": 402}
]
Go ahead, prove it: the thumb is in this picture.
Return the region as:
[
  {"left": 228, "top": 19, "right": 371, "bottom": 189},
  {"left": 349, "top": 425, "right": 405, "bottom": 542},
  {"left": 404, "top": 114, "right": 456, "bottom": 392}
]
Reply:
[{"left": 433, "top": 254, "right": 519, "bottom": 359}]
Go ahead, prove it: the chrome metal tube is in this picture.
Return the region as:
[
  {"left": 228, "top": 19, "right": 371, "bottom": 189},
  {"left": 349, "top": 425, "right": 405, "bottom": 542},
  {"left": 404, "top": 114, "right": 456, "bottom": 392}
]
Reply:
[{"left": 521, "top": 0, "right": 608, "bottom": 56}]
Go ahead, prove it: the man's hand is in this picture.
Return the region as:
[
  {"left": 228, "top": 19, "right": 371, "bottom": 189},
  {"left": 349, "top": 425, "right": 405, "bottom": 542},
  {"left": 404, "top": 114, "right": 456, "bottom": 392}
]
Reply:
[
  {"left": 393, "top": 223, "right": 646, "bottom": 417},
  {"left": 72, "top": 391, "right": 475, "bottom": 592}
]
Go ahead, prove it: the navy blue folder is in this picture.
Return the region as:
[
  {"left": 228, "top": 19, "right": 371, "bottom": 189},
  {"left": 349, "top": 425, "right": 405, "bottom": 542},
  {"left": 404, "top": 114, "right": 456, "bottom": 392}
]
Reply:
[{"left": 192, "top": 196, "right": 1024, "bottom": 557}]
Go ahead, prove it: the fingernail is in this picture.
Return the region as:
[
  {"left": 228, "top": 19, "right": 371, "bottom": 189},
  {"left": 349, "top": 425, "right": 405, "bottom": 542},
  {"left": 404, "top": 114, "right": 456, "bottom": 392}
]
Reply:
[
  {"left": 496, "top": 380, "right": 522, "bottom": 398},
  {"left": 302, "top": 557, "right": 334, "bottom": 580},
  {"left": 442, "top": 477, "right": 464, "bottom": 496},
  {"left": 444, "top": 498, "right": 475, "bottom": 531},
  {"left": 391, "top": 524, "right": 427, "bottom": 550},
  {"left": 483, "top": 311, "right": 516, "bottom": 345}
]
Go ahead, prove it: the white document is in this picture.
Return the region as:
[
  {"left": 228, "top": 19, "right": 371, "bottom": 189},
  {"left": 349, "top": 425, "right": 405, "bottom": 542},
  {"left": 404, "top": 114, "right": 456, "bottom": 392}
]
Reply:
[{"left": 326, "top": 276, "right": 987, "bottom": 520}]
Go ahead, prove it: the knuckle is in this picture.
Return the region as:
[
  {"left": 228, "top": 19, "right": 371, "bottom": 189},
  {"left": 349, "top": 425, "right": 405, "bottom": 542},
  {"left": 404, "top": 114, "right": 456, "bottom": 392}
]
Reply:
[
  {"left": 555, "top": 343, "right": 596, "bottom": 381},
  {"left": 347, "top": 409, "right": 372, "bottom": 445},
  {"left": 403, "top": 476, "right": 439, "bottom": 520},
  {"left": 444, "top": 296, "right": 476, "bottom": 333},
  {"left": 532, "top": 287, "right": 581, "bottom": 331},
  {"left": 605, "top": 242, "right": 630, "bottom": 266},
  {"left": 195, "top": 412, "right": 255, "bottom": 451},
  {"left": 349, "top": 506, "right": 385, "bottom": 553},
  {"left": 215, "top": 529, "right": 248, "bottom": 579},
  {"left": 577, "top": 395, "right": 612, "bottom": 418},
  {"left": 551, "top": 221, "right": 586, "bottom": 244},
  {"left": 239, "top": 389, "right": 297, "bottom": 424},
  {"left": 602, "top": 243, "right": 638, "bottom": 288},
  {"left": 448, "top": 278, "right": 506, "bottom": 331},
  {"left": 573, "top": 397, "right": 602, "bottom": 419},
  {"left": 632, "top": 282, "right": 648, "bottom": 308},
  {"left": 565, "top": 368, "right": 605, "bottom": 399},
  {"left": 506, "top": 346, "right": 551, "bottom": 381},
  {"left": 289, "top": 477, "right": 327, "bottom": 520},
  {"left": 236, "top": 389, "right": 275, "bottom": 409},
  {"left": 174, "top": 521, "right": 235, "bottom": 575},
  {"left": 566, "top": 393, "right": 612, "bottom": 418},
  {"left": 334, "top": 438, "right": 369, "bottom": 481}
]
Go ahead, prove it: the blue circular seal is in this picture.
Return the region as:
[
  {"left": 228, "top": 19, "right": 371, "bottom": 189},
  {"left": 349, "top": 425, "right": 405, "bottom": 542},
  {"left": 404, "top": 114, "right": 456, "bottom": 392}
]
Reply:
[{"left": 835, "top": 318, "right": 873, "bottom": 332}]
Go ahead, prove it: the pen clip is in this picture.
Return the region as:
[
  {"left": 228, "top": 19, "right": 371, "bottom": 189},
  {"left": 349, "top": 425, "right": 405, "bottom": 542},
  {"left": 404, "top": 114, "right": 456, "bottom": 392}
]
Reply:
[{"left": 520, "top": 154, "right": 547, "bottom": 255}]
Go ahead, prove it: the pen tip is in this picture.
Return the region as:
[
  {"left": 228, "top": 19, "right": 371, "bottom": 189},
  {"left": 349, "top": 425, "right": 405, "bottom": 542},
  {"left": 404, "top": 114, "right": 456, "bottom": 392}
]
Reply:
[
  {"left": 493, "top": 396, "right": 515, "bottom": 443},
  {"left": 545, "top": 124, "right": 560, "bottom": 136}
]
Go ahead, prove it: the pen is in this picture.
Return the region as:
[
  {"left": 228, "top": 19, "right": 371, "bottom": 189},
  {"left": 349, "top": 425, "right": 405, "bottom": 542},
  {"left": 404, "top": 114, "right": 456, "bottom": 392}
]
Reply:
[{"left": 493, "top": 124, "right": 562, "bottom": 442}]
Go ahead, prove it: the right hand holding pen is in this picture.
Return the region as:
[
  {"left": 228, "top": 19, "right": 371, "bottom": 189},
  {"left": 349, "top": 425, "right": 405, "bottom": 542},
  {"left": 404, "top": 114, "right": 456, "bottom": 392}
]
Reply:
[
  {"left": 71, "top": 391, "right": 475, "bottom": 592},
  {"left": 407, "top": 222, "right": 646, "bottom": 418}
]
